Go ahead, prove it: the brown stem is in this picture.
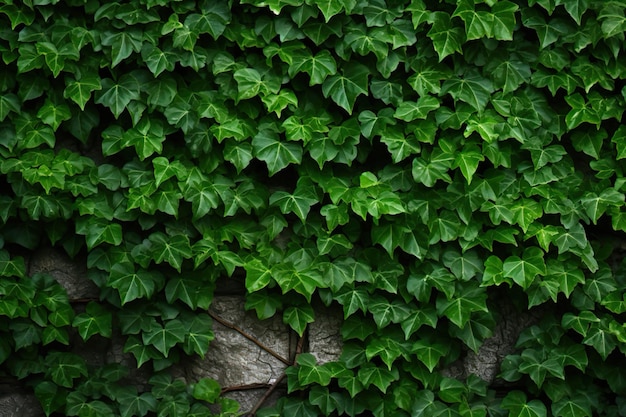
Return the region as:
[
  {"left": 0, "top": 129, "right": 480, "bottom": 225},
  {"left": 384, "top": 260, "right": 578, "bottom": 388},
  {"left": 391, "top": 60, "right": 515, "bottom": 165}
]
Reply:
[
  {"left": 247, "top": 373, "right": 286, "bottom": 417},
  {"left": 208, "top": 310, "right": 291, "bottom": 366},
  {"left": 221, "top": 383, "right": 271, "bottom": 394}
]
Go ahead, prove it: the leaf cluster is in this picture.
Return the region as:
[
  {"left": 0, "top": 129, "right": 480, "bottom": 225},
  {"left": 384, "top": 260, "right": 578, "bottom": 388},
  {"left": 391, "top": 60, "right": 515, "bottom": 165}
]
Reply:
[{"left": 2, "top": 0, "right": 626, "bottom": 416}]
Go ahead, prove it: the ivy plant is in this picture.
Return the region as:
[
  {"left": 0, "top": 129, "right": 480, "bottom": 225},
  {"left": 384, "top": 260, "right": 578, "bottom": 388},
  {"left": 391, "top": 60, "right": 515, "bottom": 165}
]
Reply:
[{"left": 1, "top": 0, "right": 626, "bottom": 416}]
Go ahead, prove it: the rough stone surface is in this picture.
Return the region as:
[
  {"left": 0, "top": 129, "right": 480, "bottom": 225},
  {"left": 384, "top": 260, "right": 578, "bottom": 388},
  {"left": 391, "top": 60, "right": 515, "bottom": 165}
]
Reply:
[
  {"left": 308, "top": 303, "right": 344, "bottom": 364},
  {"left": 28, "top": 247, "right": 99, "bottom": 300},
  {"left": 443, "top": 304, "right": 545, "bottom": 383},
  {"left": 0, "top": 391, "right": 45, "bottom": 417},
  {"left": 184, "top": 296, "right": 296, "bottom": 411},
  {"left": 1, "top": 250, "right": 345, "bottom": 416}
]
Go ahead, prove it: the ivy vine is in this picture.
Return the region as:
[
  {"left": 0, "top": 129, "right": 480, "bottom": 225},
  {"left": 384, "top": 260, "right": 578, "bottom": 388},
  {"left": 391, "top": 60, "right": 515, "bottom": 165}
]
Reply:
[{"left": 1, "top": 0, "right": 626, "bottom": 416}]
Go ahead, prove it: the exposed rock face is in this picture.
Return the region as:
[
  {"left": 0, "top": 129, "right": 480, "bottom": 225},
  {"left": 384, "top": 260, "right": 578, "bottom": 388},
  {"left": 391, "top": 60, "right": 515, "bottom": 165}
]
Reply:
[
  {"left": 2, "top": 247, "right": 344, "bottom": 416},
  {"left": 28, "top": 247, "right": 99, "bottom": 300},
  {"left": 442, "top": 303, "right": 545, "bottom": 384},
  {"left": 0, "top": 391, "right": 45, "bottom": 417},
  {"left": 308, "top": 303, "right": 344, "bottom": 364},
  {"left": 184, "top": 296, "right": 296, "bottom": 411}
]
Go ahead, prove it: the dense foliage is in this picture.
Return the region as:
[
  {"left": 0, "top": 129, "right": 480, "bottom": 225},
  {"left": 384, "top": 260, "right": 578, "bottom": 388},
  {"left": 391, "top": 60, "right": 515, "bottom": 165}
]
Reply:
[{"left": 1, "top": 0, "right": 626, "bottom": 416}]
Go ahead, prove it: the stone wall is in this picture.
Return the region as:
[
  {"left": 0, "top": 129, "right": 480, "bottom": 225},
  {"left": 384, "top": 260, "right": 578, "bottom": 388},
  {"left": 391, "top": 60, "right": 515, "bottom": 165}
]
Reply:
[
  {"left": 0, "top": 247, "right": 344, "bottom": 416},
  {"left": 0, "top": 247, "right": 544, "bottom": 416}
]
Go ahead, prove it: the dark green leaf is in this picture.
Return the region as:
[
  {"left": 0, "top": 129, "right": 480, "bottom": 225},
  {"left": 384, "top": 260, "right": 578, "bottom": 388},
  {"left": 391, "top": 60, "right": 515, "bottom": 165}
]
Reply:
[
  {"left": 322, "top": 63, "right": 369, "bottom": 114},
  {"left": 252, "top": 129, "right": 303, "bottom": 175},
  {"left": 428, "top": 12, "right": 464, "bottom": 61}
]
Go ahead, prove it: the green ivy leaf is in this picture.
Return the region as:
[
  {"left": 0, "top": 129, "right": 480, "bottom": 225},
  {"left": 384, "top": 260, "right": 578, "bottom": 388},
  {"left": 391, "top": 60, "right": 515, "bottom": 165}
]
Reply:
[
  {"left": 453, "top": 145, "right": 484, "bottom": 185},
  {"left": 297, "top": 352, "right": 332, "bottom": 385},
  {"left": 435, "top": 283, "right": 489, "bottom": 328},
  {"left": 427, "top": 12, "right": 465, "bottom": 61},
  {"left": 501, "top": 391, "right": 547, "bottom": 417},
  {"left": 45, "top": 352, "right": 88, "bottom": 388},
  {"left": 502, "top": 247, "right": 546, "bottom": 290},
  {"left": 289, "top": 49, "right": 337, "bottom": 85},
  {"left": 100, "top": 28, "right": 143, "bottom": 67},
  {"left": 441, "top": 70, "right": 494, "bottom": 113},
  {"left": 185, "top": 2, "right": 231, "bottom": 39},
  {"left": 336, "top": 286, "right": 370, "bottom": 318},
  {"left": 400, "top": 306, "right": 438, "bottom": 340},
  {"left": 164, "top": 275, "right": 213, "bottom": 310},
  {"left": 583, "top": 322, "right": 617, "bottom": 360},
  {"left": 107, "top": 263, "right": 164, "bottom": 305},
  {"left": 284, "top": 304, "right": 315, "bottom": 336},
  {"left": 519, "top": 348, "right": 565, "bottom": 387},
  {"left": 0, "top": 93, "right": 20, "bottom": 121},
  {"left": 442, "top": 248, "right": 483, "bottom": 281},
  {"left": 245, "top": 290, "right": 282, "bottom": 320},
  {"left": 561, "top": 311, "right": 599, "bottom": 337},
  {"left": 184, "top": 314, "right": 215, "bottom": 358},
  {"left": 148, "top": 232, "right": 192, "bottom": 272},
  {"left": 95, "top": 75, "right": 141, "bottom": 119},
  {"left": 274, "top": 263, "right": 325, "bottom": 302},
  {"left": 551, "top": 396, "right": 592, "bottom": 417},
  {"left": 322, "top": 62, "right": 369, "bottom": 114},
  {"left": 64, "top": 75, "right": 101, "bottom": 110},
  {"left": 192, "top": 378, "right": 221, "bottom": 404},
  {"left": 412, "top": 337, "right": 450, "bottom": 372},
  {"left": 117, "top": 390, "right": 157, "bottom": 417},
  {"left": 72, "top": 302, "right": 112, "bottom": 341},
  {"left": 252, "top": 129, "right": 303, "bottom": 175},
  {"left": 75, "top": 217, "right": 123, "bottom": 250},
  {"left": 394, "top": 96, "right": 440, "bottom": 122},
  {"left": 580, "top": 188, "right": 624, "bottom": 224},
  {"left": 357, "top": 362, "right": 399, "bottom": 393},
  {"left": 142, "top": 319, "right": 186, "bottom": 357},
  {"left": 123, "top": 335, "right": 161, "bottom": 367},
  {"left": 270, "top": 187, "right": 318, "bottom": 221}
]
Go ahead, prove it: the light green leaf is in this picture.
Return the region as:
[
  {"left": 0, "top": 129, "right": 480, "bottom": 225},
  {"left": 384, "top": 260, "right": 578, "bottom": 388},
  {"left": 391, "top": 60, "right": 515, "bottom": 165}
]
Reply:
[
  {"left": 37, "top": 99, "right": 71, "bottom": 131},
  {"left": 273, "top": 264, "right": 325, "bottom": 302},
  {"left": 486, "top": 55, "right": 531, "bottom": 94},
  {"left": 581, "top": 188, "right": 625, "bottom": 224},
  {"left": 244, "top": 258, "right": 273, "bottom": 293},
  {"left": 442, "top": 248, "right": 483, "bottom": 281},
  {"left": 192, "top": 378, "right": 221, "bottom": 403},
  {"left": 141, "top": 43, "right": 176, "bottom": 76},
  {"left": 233, "top": 67, "right": 264, "bottom": 100}
]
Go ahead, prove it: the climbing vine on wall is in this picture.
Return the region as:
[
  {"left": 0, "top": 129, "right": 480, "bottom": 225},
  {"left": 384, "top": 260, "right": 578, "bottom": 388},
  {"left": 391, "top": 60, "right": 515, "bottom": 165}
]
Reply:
[{"left": 1, "top": 0, "right": 626, "bottom": 416}]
